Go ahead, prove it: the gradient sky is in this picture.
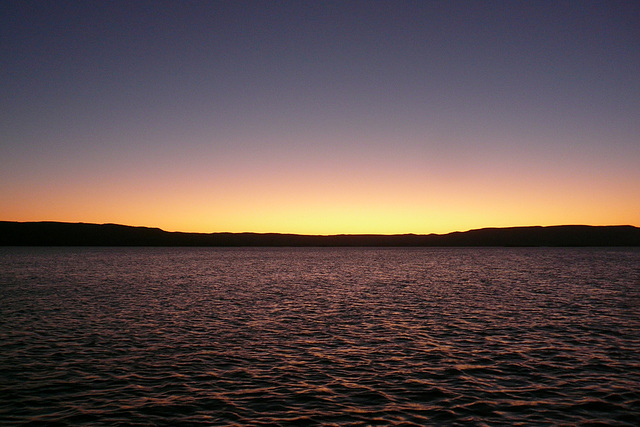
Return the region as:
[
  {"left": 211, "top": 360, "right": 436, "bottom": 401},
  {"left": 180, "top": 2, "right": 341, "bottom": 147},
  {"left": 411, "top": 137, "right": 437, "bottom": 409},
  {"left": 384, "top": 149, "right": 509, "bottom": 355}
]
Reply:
[{"left": 2, "top": 0, "right": 639, "bottom": 234}]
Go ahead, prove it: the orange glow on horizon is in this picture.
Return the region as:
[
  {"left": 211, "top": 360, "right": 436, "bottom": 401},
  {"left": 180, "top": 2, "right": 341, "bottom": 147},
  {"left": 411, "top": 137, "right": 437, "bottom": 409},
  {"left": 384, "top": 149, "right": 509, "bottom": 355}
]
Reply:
[
  {"left": 2, "top": 116, "right": 638, "bottom": 236},
  {"left": 3, "top": 158, "right": 638, "bottom": 235}
]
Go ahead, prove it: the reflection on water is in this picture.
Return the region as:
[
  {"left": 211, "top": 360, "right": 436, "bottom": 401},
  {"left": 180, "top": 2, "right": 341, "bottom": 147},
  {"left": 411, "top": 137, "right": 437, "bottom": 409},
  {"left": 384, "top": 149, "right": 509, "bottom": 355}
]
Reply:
[{"left": 1, "top": 247, "right": 639, "bottom": 425}]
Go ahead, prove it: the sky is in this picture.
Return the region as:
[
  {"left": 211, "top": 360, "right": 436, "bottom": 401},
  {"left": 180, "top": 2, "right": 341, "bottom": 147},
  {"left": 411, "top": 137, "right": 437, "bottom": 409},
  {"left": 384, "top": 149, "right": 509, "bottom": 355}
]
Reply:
[{"left": 2, "top": 0, "right": 639, "bottom": 234}]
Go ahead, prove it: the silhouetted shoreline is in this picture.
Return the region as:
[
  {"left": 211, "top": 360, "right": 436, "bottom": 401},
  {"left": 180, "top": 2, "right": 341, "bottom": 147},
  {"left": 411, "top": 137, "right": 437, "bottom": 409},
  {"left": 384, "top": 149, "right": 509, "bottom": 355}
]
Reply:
[{"left": 1, "top": 221, "right": 639, "bottom": 247}]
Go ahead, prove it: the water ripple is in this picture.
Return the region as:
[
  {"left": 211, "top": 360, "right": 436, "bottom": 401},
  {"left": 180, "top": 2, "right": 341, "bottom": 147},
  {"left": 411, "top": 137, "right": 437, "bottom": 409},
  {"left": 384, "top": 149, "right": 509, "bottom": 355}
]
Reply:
[{"left": 1, "top": 247, "right": 639, "bottom": 425}]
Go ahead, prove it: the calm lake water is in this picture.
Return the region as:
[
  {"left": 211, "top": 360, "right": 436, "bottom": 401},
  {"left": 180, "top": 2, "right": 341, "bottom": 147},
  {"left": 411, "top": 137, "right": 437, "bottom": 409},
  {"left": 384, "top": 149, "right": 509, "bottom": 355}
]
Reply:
[{"left": 1, "top": 247, "right": 639, "bottom": 425}]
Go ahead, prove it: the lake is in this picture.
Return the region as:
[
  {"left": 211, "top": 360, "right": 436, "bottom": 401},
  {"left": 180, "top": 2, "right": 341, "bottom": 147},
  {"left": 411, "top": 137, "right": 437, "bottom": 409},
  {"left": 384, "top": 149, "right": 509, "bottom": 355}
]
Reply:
[{"left": 1, "top": 247, "right": 639, "bottom": 425}]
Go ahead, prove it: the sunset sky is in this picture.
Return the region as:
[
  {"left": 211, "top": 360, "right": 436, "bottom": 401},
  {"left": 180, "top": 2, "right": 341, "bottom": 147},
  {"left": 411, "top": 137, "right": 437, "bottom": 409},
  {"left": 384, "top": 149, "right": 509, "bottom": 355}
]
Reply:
[{"left": 2, "top": 0, "right": 639, "bottom": 234}]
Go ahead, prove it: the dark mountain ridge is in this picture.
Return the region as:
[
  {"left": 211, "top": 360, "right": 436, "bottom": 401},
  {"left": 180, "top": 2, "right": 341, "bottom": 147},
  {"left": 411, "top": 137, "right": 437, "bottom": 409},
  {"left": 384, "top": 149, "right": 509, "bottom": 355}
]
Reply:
[{"left": 1, "top": 221, "right": 639, "bottom": 246}]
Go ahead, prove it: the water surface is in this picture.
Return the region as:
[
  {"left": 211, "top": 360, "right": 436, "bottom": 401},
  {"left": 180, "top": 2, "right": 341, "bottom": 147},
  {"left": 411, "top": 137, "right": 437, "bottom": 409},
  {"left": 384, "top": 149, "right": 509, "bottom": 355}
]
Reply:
[{"left": 1, "top": 247, "right": 639, "bottom": 425}]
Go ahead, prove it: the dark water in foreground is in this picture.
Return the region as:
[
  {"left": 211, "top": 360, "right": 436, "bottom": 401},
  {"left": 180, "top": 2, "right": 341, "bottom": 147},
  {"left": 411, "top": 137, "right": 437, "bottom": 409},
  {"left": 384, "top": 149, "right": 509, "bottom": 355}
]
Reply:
[{"left": 1, "top": 247, "right": 639, "bottom": 426}]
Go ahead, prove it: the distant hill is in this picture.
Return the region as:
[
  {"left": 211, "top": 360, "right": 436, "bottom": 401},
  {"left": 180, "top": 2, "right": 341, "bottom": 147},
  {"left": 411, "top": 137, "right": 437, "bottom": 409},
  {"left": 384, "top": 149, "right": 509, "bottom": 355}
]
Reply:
[{"left": 1, "top": 221, "right": 639, "bottom": 246}]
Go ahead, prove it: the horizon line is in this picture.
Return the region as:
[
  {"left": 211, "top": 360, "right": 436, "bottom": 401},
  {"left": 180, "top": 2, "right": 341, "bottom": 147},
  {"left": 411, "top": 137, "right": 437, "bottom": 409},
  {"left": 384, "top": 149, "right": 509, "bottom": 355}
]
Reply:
[{"left": 2, "top": 220, "right": 638, "bottom": 237}]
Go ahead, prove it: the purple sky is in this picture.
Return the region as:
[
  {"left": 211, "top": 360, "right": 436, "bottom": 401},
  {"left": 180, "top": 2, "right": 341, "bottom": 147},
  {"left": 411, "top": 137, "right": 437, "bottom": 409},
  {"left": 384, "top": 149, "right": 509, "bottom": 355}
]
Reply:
[{"left": 2, "top": 1, "right": 639, "bottom": 233}]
